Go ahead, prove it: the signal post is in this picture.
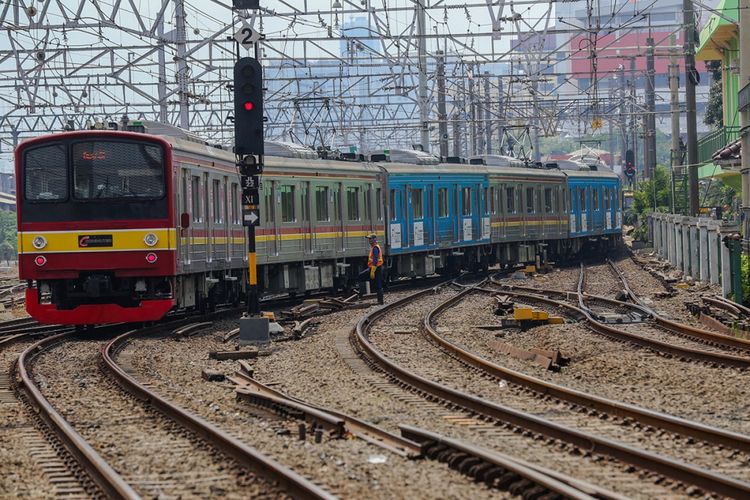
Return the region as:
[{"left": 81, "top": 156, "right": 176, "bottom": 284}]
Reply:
[{"left": 232, "top": 0, "right": 268, "bottom": 342}]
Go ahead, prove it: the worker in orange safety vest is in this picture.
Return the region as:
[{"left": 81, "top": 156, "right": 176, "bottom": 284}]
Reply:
[{"left": 357, "top": 233, "right": 384, "bottom": 304}]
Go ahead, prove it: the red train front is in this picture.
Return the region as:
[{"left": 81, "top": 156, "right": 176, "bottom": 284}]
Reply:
[{"left": 16, "top": 131, "right": 176, "bottom": 324}]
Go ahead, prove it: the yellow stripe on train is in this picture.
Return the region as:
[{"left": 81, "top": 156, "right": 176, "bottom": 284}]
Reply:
[{"left": 18, "top": 228, "right": 176, "bottom": 254}]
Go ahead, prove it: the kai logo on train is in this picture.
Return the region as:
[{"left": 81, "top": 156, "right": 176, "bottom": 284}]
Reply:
[{"left": 78, "top": 235, "right": 113, "bottom": 247}]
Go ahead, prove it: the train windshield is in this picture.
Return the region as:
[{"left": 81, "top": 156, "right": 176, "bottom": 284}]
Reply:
[{"left": 72, "top": 141, "right": 164, "bottom": 200}]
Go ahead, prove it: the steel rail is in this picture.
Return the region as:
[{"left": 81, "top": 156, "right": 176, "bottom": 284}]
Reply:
[
  {"left": 103, "top": 328, "right": 336, "bottom": 500},
  {"left": 353, "top": 286, "right": 750, "bottom": 499},
  {"left": 231, "top": 370, "right": 422, "bottom": 458},
  {"left": 492, "top": 277, "right": 750, "bottom": 368},
  {"left": 425, "top": 285, "right": 750, "bottom": 453},
  {"left": 16, "top": 332, "right": 140, "bottom": 500},
  {"left": 604, "top": 260, "right": 750, "bottom": 353},
  {"left": 399, "top": 425, "right": 624, "bottom": 500}
]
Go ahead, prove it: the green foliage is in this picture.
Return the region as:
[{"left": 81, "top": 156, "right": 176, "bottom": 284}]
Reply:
[
  {"left": 0, "top": 211, "right": 17, "bottom": 261},
  {"left": 630, "top": 165, "right": 673, "bottom": 241},
  {"left": 704, "top": 79, "right": 724, "bottom": 128}
]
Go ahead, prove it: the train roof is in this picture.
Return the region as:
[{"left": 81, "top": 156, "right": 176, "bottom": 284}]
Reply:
[
  {"left": 378, "top": 160, "right": 566, "bottom": 180},
  {"left": 562, "top": 166, "right": 620, "bottom": 180}
]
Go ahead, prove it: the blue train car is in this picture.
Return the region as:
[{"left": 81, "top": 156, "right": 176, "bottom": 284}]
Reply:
[
  {"left": 375, "top": 150, "right": 491, "bottom": 276},
  {"left": 565, "top": 168, "right": 621, "bottom": 239}
]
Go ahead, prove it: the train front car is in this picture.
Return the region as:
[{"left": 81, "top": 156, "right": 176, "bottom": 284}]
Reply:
[{"left": 16, "top": 131, "right": 175, "bottom": 325}]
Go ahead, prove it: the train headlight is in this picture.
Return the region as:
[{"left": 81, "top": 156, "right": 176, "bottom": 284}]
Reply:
[
  {"left": 34, "top": 255, "right": 47, "bottom": 266},
  {"left": 145, "top": 252, "right": 158, "bottom": 264},
  {"left": 32, "top": 236, "right": 47, "bottom": 249},
  {"left": 144, "top": 233, "right": 159, "bottom": 247}
]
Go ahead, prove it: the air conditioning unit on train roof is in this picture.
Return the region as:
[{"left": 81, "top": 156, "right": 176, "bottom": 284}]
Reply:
[
  {"left": 470, "top": 154, "right": 525, "bottom": 168},
  {"left": 264, "top": 141, "right": 319, "bottom": 159},
  {"left": 386, "top": 148, "right": 440, "bottom": 165},
  {"left": 137, "top": 120, "right": 207, "bottom": 144}
]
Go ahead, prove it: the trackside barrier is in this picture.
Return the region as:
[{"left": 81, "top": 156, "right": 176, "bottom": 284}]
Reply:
[{"left": 648, "top": 213, "right": 738, "bottom": 298}]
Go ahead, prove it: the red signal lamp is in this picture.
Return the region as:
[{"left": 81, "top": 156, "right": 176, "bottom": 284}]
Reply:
[
  {"left": 146, "top": 252, "right": 158, "bottom": 264},
  {"left": 35, "top": 255, "right": 47, "bottom": 266},
  {"left": 244, "top": 101, "right": 254, "bottom": 111}
]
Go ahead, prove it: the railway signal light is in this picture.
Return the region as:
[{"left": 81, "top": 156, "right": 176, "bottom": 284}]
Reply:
[
  {"left": 234, "top": 57, "right": 264, "bottom": 157},
  {"left": 624, "top": 149, "right": 635, "bottom": 178}
]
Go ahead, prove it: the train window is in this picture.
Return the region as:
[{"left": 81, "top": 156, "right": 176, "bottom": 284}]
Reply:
[
  {"left": 544, "top": 188, "right": 553, "bottom": 213},
  {"left": 24, "top": 144, "right": 68, "bottom": 201},
  {"left": 579, "top": 188, "right": 586, "bottom": 210},
  {"left": 346, "top": 186, "right": 360, "bottom": 221},
  {"left": 489, "top": 186, "right": 496, "bottom": 214},
  {"left": 333, "top": 187, "right": 341, "bottom": 221},
  {"left": 364, "top": 186, "right": 372, "bottom": 221},
  {"left": 301, "top": 185, "right": 310, "bottom": 222},
  {"left": 264, "top": 185, "right": 272, "bottom": 223},
  {"left": 535, "top": 187, "right": 542, "bottom": 214},
  {"left": 525, "top": 187, "right": 534, "bottom": 214},
  {"left": 376, "top": 188, "right": 383, "bottom": 220},
  {"left": 213, "top": 179, "right": 222, "bottom": 223},
  {"left": 72, "top": 141, "right": 164, "bottom": 200},
  {"left": 315, "top": 186, "right": 329, "bottom": 221},
  {"left": 231, "top": 183, "right": 240, "bottom": 224},
  {"left": 191, "top": 176, "right": 201, "bottom": 222},
  {"left": 281, "top": 185, "right": 296, "bottom": 223},
  {"left": 390, "top": 189, "right": 397, "bottom": 221},
  {"left": 505, "top": 187, "right": 515, "bottom": 214},
  {"left": 593, "top": 189, "right": 599, "bottom": 210},
  {"left": 412, "top": 188, "right": 423, "bottom": 219},
  {"left": 438, "top": 188, "right": 449, "bottom": 217},
  {"left": 604, "top": 189, "right": 611, "bottom": 210},
  {"left": 462, "top": 187, "right": 471, "bottom": 216}
]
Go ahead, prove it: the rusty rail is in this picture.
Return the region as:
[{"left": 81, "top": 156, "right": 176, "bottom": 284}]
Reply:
[
  {"left": 400, "top": 425, "right": 624, "bottom": 500},
  {"left": 103, "top": 327, "right": 336, "bottom": 500},
  {"left": 353, "top": 285, "right": 750, "bottom": 498},
  {"left": 426, "top": 286, "right": 750, "bottom": 454},
  {"left": 16, "top": 332, "right": 140, "bottom": 500},
  {"left": 231, "top": 370, "right": 422, "bottom": 458},
  {"left": 492, "top": 276, "right": 750, "bottom": 368}
]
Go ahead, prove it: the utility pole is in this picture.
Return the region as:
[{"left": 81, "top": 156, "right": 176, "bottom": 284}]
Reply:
[
  {"left": 484, "top": 72, "right": 492, "bottom": 154},
  {"left": 476, "top": 68, "right": 485, "bottom": 155},
  {"left": 645, "top": 37, "right": 657, "bottom": 179},
  {"left": 497, "top": 76, "right": 506, "bottom": 155},
  {"left": 157, "top": 13, "right": 168, "bottom": 123},
  {"left": 630, "top": 57, "right": 638, "bottom": 185},
  {"left": 436, "top": 51, "right": 448, "bottom": 159},
  {"left": 530, "top": 73, "right": 541, "bottom": 162},
  {"left": 684, "top": 0, "right": 699, "bottom": 214},
  {"left": 618, "top": 64, "right": 628, "bottom": 171},
  {"left": 669, "top": 60, "right": 681, "bottom": 214},
  {"left": 469, "top": 65, "right": 477, "bottom": 156},
  {"left": 175, "top": 0, "right": 190, "bottom": 129},
  {"left": 416, "top": 0, "right": 430, "bottom": 152},
  {"left": 453, "top": 73, "right": 465, "bottom": 157},
  {"left": 741, "top": 0, "right": 750, "bottom": 250}
]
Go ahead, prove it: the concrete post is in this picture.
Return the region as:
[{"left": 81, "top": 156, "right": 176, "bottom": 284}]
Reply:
[
  {"left": 708, "top": 222, "right": 720, "bottom": 284},
  {"left": 668, "top": 215, "right": 676, "bottom": 265},
  {"left": 675, "top": 219, "right": 683, "bottom": 270},
  {"left": 721, "top": 234, "right": 732, "bottom": 297},
  {"left": 682, "top": 218, "right": 692, "bottom": 276},
  {"left": 698, "top": 220, "right": 709, "bottom": 282},
  {"left": 689, "top": 225, "right": 699, "bottom": 279}
]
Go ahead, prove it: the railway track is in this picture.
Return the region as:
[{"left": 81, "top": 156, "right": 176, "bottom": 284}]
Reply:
[
  {"left": 15, "top": 325, "right": 334, "bottom": 499},
  {"left": 350, "top": 283, "right": 750, "bottom": 498},
  {"left": 491, "top": 264, "right": 750, "bottom": 368},
  {"left": 1, "top": 333, "right": 99, "bottom": 498}
]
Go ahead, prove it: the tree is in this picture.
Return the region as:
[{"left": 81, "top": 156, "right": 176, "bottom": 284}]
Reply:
[
  {"left": 631, "top": 165, "right": 672, "bottom": 240},
  {"left": 704, "top": 60, "right": 723, "bottom": 128}
]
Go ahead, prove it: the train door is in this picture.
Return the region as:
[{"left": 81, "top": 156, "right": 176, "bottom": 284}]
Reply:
[
  {"left": 221, "top": 177, "right": 229, "bottom": 261},
  {"left": 302, "top": 181, "right": 313, "bottom": 255},
  {"left": 404, "top": 184, "right": 413, "bottom": 248},
  {"left": 388, "top": 187, "right": 402, "bottom": 250},
  {"left": 265, "top": 180, "right": 278, "bottom": 256},
  {"left": 334, "top": 182, "right": 345, "bottom": 253},
  {"left": 434, "top": 184, "right": 451, "bottom": 243},
  {"left": 453, "top": 184, "right": 461, "bottom": 243},
  {"left": 179, "top": 168, "right": 191, "bottom": 266},
  {"left": 410, "top": 185, "right": 425, "bottom": 247},
  {"left": 572, "top": 186, "right": 581, "bottom": 234},
  {"left": 473, "top": 183, "right": 482, "bottom": 240},
  {"left": 425, "top": 184, "right": 433, "bottom": 245}
]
